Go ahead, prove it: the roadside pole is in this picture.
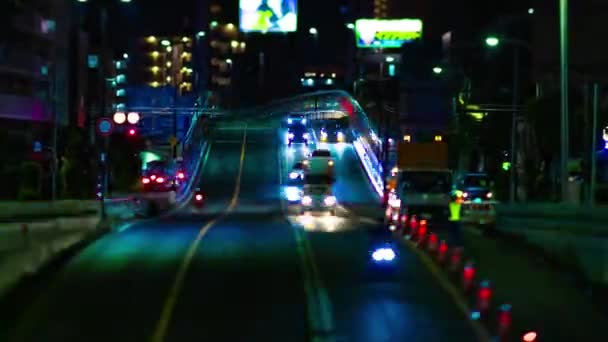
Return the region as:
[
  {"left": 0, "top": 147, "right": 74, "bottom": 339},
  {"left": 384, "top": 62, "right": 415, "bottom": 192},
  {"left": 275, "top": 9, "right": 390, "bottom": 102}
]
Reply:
[{"left": 589, "top": 84, "right": 599, "bottom": 205}]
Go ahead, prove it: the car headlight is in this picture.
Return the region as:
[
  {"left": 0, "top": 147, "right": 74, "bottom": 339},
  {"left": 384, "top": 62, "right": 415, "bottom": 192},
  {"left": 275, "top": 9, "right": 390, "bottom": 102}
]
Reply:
[
  {"left": 371, "top": 247, "right": 396, "bottom": 262},
  {"left": 328, "top": 160, "right": 334, "bottom": 166},
  {"left": 324, "top": 196, "right": 336, "bottom": 206},
  {"left": 285, "top": 186, "right": 301, "bottom": 201},
  {"left": 301, "top": 118, "right": 307, "bottom": 124},
  {"left": 289, "top": 172, "right": 299, "bottom": 179},
  {"left": 287, "top": 119, "right": 293, "bottom": 124},
  {"left": 486, "top": 192, "right": 493, "bottom": 199},
  {"left": 303, "top": 133, "right": 310, "bottom": 139},
  {"left": 288, "top": 133, "right": 294, "bottom": 139},
  {"left": 321, "top": 131, "right": 328, "bottom": 138},
  {"left": 302, "top": 196, "right": 312, "bottom": 206}
]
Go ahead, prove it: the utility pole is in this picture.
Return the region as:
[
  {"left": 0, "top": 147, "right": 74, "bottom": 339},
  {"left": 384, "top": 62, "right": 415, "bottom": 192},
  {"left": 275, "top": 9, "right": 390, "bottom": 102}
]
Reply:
[
  {"left": 589, "top": 84, "right": 599, "bottom": 205},
  {"left": 560, "top": 0, "right": 570, "bottom": 202},
  {"left": 99, "top": 4, "right": 110, "bottom": 208},
  {"left": 509, "top": 46, "right": 520, "bottom": 202},
  {"left": 50, "top": 51, "right": 58, "bottom": 201}
]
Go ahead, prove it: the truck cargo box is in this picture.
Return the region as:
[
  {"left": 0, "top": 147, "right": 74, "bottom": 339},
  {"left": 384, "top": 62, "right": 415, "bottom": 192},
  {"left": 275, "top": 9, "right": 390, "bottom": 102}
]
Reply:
[{"left": 397, "top": 142, "right": 448, "bottom": 169}]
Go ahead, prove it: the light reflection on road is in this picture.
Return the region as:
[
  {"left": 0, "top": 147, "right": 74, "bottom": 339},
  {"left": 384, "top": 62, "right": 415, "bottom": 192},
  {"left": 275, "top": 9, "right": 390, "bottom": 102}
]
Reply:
[{"left": 285, "top": 211, "right": 354, "bottom": 233}]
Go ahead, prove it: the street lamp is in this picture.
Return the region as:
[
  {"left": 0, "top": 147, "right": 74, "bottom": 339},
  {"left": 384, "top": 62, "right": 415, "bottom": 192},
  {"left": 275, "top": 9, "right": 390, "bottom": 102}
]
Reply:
[
  {"left": 484, "top": 35, "right": 532, "bottom": 202},
  {"left": 485, "top": 36, "right": 500, "bottom": 47},
  {"left": 433, "top": 66, "right": 443, "bottom": 74},
  {"left": 309, "top": 27, "right": 318, "bottom": 35},
  {"left": 346, "top": 23, "right": 354, "bottom": 30}
]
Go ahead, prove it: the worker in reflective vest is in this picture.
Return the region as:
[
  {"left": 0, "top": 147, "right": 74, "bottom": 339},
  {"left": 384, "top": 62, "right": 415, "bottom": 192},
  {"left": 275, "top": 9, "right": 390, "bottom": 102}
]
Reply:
[{"left": 448, "top": 190, "right": 464, "bottom": 248}]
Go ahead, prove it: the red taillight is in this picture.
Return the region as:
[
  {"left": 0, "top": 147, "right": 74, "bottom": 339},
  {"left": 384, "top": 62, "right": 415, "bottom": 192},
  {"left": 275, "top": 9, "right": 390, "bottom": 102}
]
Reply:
[
  {"left": 156, "top": 177, "right": 165, "bottom": 183},
  {"left": 177, "top": 172, "right": 185, "bottom": 179},
  {"left": 142, "top": 178, "right": 150, "bottom": 184},
  {"left": 195, "top": 194, "right": 203, "bottom": 201}
]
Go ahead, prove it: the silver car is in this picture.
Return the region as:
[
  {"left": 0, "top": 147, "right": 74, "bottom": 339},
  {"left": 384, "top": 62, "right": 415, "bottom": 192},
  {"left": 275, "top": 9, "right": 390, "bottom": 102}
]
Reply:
[{"left": 300, "top": 184, "right": 337, "bottom": 215}]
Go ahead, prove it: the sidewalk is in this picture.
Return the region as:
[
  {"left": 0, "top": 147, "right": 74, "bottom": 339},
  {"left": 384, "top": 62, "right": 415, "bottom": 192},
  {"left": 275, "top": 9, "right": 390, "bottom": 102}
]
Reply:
[{"left": 463, "top": 227, "right": 608, "bottom": 341}]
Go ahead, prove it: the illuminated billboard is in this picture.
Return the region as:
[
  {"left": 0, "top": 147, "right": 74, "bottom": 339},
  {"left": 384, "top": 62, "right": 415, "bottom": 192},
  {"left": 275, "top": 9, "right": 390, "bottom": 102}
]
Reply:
[
  {"left": 355, "top": 19, "right": 423, "bottom": 48},
  {"left": 239, "top": 0, "right": 298, "bottom": 33}
]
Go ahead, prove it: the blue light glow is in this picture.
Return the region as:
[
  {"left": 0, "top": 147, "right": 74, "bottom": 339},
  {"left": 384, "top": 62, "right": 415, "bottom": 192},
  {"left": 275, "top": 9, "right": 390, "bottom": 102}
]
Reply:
[
  {"left": 371, "top": 247, "right": 396, "bottom": 262},
  {"left": 285, "top": 186, "right": 301, "bottom": 201}
]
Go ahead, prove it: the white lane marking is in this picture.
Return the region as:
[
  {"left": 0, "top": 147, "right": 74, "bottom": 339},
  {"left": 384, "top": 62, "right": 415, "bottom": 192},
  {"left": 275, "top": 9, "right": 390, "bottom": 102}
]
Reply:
[{"left": 277, "top": 143, "right": 335, "bottom": 341}]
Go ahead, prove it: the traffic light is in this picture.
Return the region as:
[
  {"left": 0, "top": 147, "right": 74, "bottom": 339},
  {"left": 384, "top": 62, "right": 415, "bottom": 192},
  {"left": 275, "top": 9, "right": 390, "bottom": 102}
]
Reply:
[{"left": 127, "top": 127, "right": 137, "bottom": 136}]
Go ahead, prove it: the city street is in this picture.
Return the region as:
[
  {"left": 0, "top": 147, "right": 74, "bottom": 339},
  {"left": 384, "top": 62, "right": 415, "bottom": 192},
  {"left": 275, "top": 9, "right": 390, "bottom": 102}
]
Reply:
[{"left": 0, "top": 121, "right": 479, "bottom": 342}]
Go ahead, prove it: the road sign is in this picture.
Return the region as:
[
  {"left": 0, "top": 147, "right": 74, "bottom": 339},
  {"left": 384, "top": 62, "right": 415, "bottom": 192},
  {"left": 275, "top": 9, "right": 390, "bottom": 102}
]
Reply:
[
  {"left": 168, "top": 135, "right": 178, "bottom": 147},
  {"left": 97, "top": 118, "right": 114, "bottom": 136},
  {"left": 33, "top": 141, "right": 42, "bottom": 153}
]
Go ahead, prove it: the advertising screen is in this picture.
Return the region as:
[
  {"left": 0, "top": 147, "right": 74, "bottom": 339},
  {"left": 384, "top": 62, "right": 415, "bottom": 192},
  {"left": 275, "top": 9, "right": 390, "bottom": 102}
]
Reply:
[
  {"left": 355, "top": 19, "right": 423, "bottom": 48},
  {"left": 240, "top": 0, "right": 298, "bottom": 33}
]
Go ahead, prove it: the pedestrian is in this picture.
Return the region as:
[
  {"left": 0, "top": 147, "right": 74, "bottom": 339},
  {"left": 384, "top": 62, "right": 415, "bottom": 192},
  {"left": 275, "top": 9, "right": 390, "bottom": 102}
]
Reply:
[{"left": 448, "top": 190, "right": 465, "bottom": 249}]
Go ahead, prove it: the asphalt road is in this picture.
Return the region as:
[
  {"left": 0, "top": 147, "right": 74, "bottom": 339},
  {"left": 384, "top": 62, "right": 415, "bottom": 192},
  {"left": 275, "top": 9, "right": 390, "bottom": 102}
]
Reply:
[{"left": 0, "top": 120, "right": 480, "bottom": 342}]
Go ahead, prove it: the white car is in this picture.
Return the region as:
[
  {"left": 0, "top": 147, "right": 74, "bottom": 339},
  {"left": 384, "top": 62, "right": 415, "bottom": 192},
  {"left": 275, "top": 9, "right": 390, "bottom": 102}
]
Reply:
[
  {"left": 300, "top": 184, "right": 337, "bottom": 215},
  {"left": 303, "top": 149, "right": 334, "bottom": 176}
]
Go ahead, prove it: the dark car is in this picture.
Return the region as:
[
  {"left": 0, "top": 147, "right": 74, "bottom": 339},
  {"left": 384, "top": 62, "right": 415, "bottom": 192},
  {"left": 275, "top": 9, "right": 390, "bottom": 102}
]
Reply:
[
  {"left": 319, "top": 119, "right": 349, "bottom": 143},
  {"left": 141, "top": 161, "right": 173, "bottom": 192},
  {"left": 286, "top": 115, "right": 307, "bottom": 127},
  {"left": 287, "top": 125, "right": 310, "bottom": 146},
  {"left": 461, "top": 173, "right": 494, "bottom": 200}
]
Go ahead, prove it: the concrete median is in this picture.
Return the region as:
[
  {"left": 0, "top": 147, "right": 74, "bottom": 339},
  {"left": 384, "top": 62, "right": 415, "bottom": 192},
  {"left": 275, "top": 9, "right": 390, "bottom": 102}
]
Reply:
[
  {"left": 0, "top": 216, "right": 101, "bottom": 297},
  {"left": 495, "top": 205, "right": 608, "bottom": 286}
]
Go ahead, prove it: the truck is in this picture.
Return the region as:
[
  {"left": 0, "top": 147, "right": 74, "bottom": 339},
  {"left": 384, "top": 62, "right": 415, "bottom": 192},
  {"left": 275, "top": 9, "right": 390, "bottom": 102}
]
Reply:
[{"left": 385, "top": 141, "right": 453, "bottom": 231}]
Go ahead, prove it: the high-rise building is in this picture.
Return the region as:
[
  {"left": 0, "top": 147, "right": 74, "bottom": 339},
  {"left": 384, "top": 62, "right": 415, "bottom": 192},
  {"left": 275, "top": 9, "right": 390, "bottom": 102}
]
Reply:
[
  {"left": 132, "top": 35, "right": 195, "bottom": 96},
  {"left": 208, "top": 1, "right": 246, "bottom": 107},
  {"left": 373, "top": 0, "right": 388, "bottom": 18},
  {"left": 0, "top": 0, "right": 70, "bottom": 198}
]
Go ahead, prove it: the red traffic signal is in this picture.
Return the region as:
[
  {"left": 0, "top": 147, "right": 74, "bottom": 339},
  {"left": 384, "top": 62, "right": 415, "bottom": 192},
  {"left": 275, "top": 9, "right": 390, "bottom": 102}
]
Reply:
[{"left": 127, "top": 128, "right": 137, "bottom": 136}]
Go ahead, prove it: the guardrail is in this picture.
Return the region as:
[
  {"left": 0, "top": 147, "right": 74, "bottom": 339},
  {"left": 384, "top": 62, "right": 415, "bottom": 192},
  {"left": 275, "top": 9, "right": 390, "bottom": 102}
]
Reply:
[
  {"left": 494, "top": 203, "right": 608, "bottom": 286},
  {"left": 0, "top": 105, "right": 211, "bottom": 296}
]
